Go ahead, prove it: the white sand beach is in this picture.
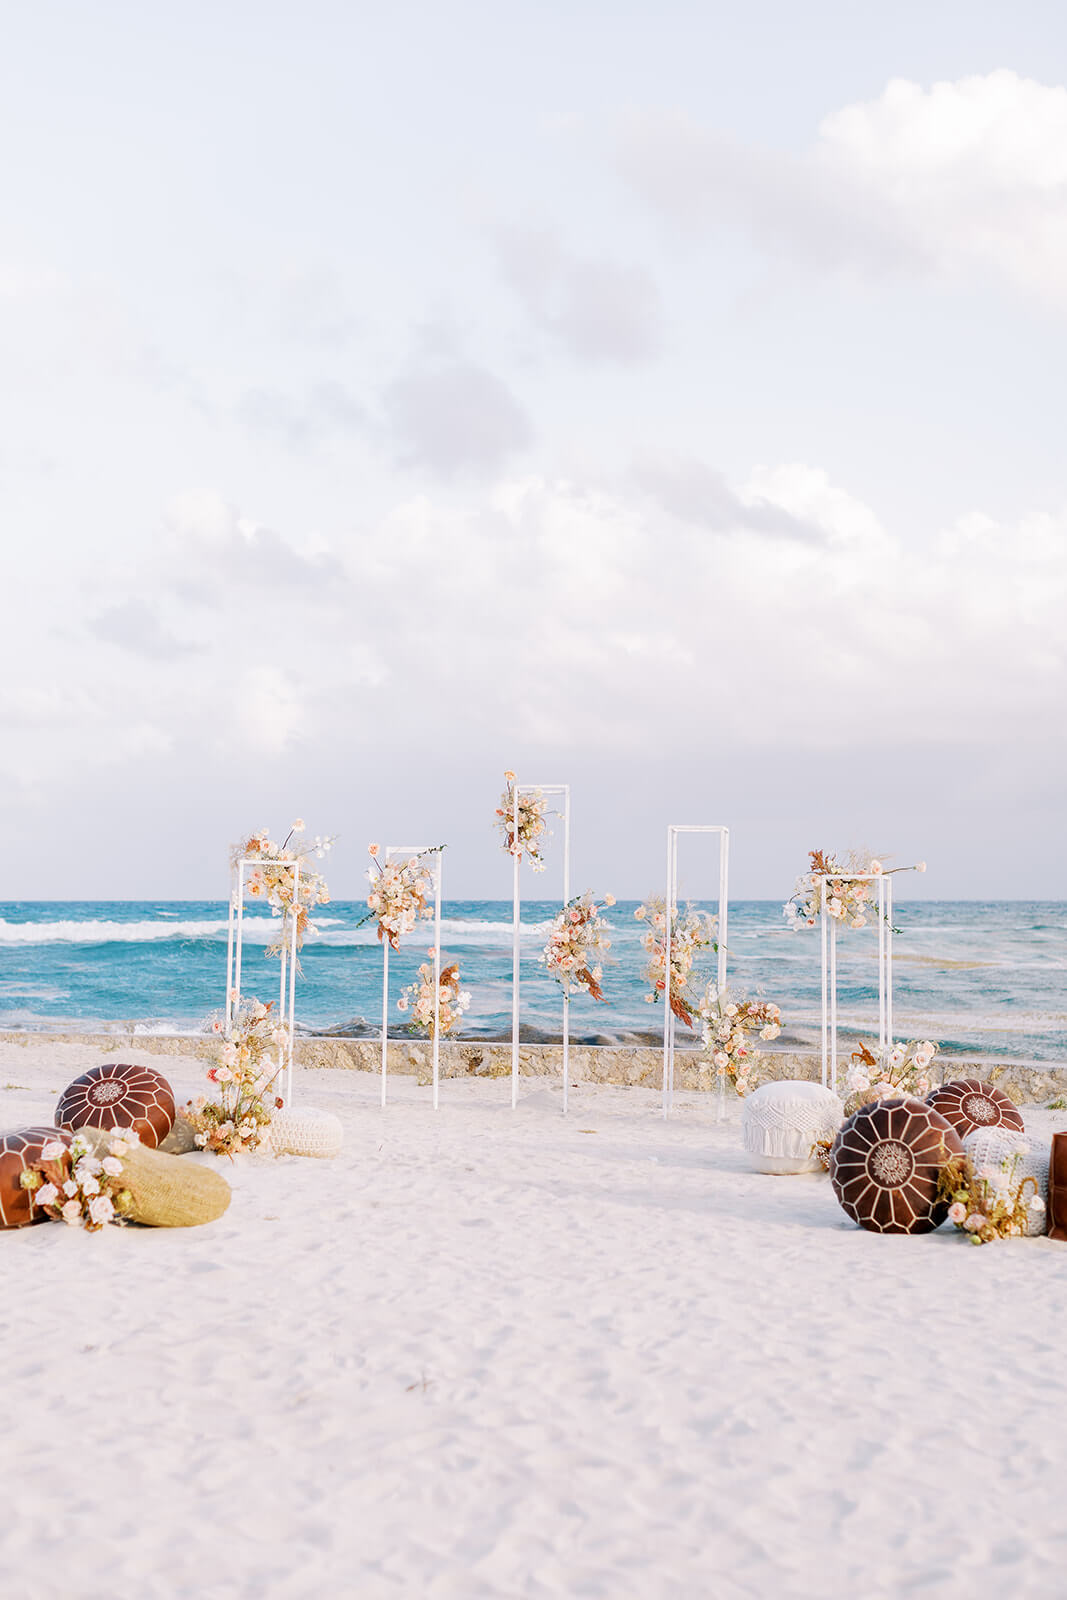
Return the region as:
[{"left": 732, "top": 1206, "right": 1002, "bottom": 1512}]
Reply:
[{"left": 5, "top": 1037, "right": 1067, "bottom": 1599}]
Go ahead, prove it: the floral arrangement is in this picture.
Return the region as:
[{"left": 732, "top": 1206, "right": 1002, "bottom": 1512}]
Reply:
[
  {"left": 397, "top": 959, "right": 472, "bottom": 1037},
  {"left": 699, "top": 986, "right": 781, "bottom": 1097},
  {"left": 783, "top": 850, "right": 926, "bottom": 932},
  {"left": 186, "top": 997, "right": 286, "bottom": 1157},
  {"left": 635, "top": 899, "right": 718, "bottom": 1029},
  {"left": 20, "top": 1129, "right": 137, "bottom": 1230},
  {"left": 540, "top": 891, "right": 616, "bottom": 1001},
  {"left": 363, "top": 844, "right": 440, "bottom": 949},
  {"left": 842, "top": 1038, "right": 938, "bottom": 1117},
  {"left": 495, "top": 771, "right": 548, "bottom": 871},
  {"left": 938, "top": 1146, "right": 1046, "bottom": 1244},
  {"left": 235, "top": 819, "right": 333, "bottom": 955}
]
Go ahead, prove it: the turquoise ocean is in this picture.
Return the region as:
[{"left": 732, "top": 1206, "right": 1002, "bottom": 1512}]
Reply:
[{"left": 0, "top": 901, "right": 1064, "bottom": 1063}]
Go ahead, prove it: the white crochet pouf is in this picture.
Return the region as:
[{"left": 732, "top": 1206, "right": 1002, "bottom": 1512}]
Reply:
[
  {"left": 963, "top": 1126, "right": 1048, "bottom": 1236},
  {"left": 742, "top": 1080, "right": 845, "bottom": 1175},
  {"left": 269, "top": 1107, "right": 343, "bottom": 1159}
]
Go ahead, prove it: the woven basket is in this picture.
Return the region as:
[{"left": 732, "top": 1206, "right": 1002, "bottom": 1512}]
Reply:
[
  {"left": 80, "top": 1127, "right": 231, "bottom": 1226},
  {"left": 741, "top": 1080, "right": 844, "bottom": 1175},
  {"left": 963, "top": 1127, "right": 1049, "bottom": 1237},
  {"left": 269, "top": 1107, "right": 343, "bottom": 1159}
]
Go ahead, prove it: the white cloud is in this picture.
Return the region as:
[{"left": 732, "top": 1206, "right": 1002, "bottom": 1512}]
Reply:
[
  {"left": 619, "top": 70, "right": 1067, "bottom": 304},
  {"left": 493, "top": 224, "right": 662, "bottom": 363},
  {"left": 382, "top": 358, "right": 534, "bottom": 477}
]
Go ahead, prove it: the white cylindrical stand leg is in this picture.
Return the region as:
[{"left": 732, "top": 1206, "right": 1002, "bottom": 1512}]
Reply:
[
  {"left": 820, "top": 880, "right": 829, "bottom": 1088},
  {"left": 234, "top": 863, "right": 245, "bottom": 1016},
  {"left": 662, "top": 830, "right": 673, "bottom": 1119},
  {"left": 718, "top": 828, "right": 729, "bottom": 994},
  {"left": 432, "top": 857, "right": 442, "bottom": 1112},
  {"left": 381, "top": 940, "right": 389, "bottom": 1109},
  {"left": 829, "top": 918, "right": 838, "bottom": 1095},
  {"left": 886, "top": 878, "right": 894, "bottom": 1048},
  {"left": 225, "top": 873, "right": 236, "bottom": 1029},
  {"left": 511, "top": 838, "right": 520, "bottom": 1111},
  {"left": 878, "top": 876, "right": 886, "bottom": 1054}
]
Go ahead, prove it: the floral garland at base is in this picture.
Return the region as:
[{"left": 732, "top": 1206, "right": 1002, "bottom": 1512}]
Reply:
[
  {"left": 495, "top": 771, "right": 549, "bottom": 871},
  {"left": 938, "top": 1148, "right": 1046, "bottom": 1244},
  {"left": 398, "top": 960, "right": 472, "bottom": 1037},
  {"left": 699, "top": 986, "right": 781, "bottom": 1097},
  {"left": 635, "top": 898, "right": 718, "bottom": 1029},
  {"left": 186, "top": 997, "right": 287, "bottom": 1157},
  {"left": 540, "top": 891, "right": 615, "bottom": 1000},
  {"left": 843, "top": 1039, "right": 938, "bottom": 1118},
  {"left": 20, "top": 1129, "right": 139, "bottom": 1229}
]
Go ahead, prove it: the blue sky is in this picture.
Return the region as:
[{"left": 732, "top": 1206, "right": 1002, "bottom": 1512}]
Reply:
[{"left": 2, "top": 2, "right": 1065, "bottom": 899}]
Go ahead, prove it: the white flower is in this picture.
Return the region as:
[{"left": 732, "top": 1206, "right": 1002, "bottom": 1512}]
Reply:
[
  {"left": 79, "top": 1174, "right": 100, "bottom": 1196},
  {"left": 292, "top": 818, "right": 306, "bottom": 832},
  {"left": 88, "top": 1195, "right": 115, "bottom": 1226},
  {"left": 194, "top": 1133, "right": 208, "bottom": 1147},
  {"left": 40, "top": 1139, "right": 67, "bottom": 1161},
  {"left": 62, "top": 1179, "right": 79, "bottom": 1198},
  {"left": 869, "top": 860, "right": 883, "bottom": 875},
  {"left": 102, "top": 1157, "right": 123, "bottom": 1177},
  {"left": 61, "top": 1199, "right": 83, "bottom": 1224},
  {"left": 1028, "top": 1195, "right": 1046, "bottom": 1213},
  {"left": 35, "top": 1183, "right": 59, "bottom": 1207},
  {"left": 947, "top": 1202, "right": 966, "bottom": 1224},
  {"left": 713, "top": 1051, "right": 729, "bottom": 1069}
]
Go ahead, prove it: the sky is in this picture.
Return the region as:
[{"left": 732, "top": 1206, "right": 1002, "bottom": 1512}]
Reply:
[{"left": 2, "top": 0, "right": 1066, "bottom": 901}]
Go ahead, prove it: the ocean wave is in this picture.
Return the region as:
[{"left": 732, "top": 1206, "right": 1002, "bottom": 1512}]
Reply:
[{"left": 0, "top": 916, "right": 292, "bottom": 945}]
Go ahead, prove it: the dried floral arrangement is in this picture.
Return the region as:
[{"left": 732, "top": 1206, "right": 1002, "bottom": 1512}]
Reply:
[
  {"left": 20, "top": 1129, "right": 139, "bottom": 1230},
  {"left": 186, "top": 998, "right": 286, "bottom": 1157},
  {"left": 398, "top": 959, "right": 472, "bottom": 1037},
  {"left": 783, "top": 849, "right": 925, "bottom": 931},
  {"left": 699, "top": 986, "right": 782, "bottom": 1097},
  {"left": 635, "top": 899, "right": 718, "bottom": 1029},
  {"left": 363, "top": 844, "right": 441, "bottom": 949},
  {"left": 843, "top": 1038, "right": 938, "bottom": 1117},
  {"left": 234, "top": 819, "right": 333, "bottom": 955},
  {"left": 938, "top": 1147, "right": 1046, "bottom": 1244},
  {"left": 540, "top": 891, "right": 616, "bottom": 1001},
  {"left": 495, "top": 770, "right": 549, "bottom": 871}
]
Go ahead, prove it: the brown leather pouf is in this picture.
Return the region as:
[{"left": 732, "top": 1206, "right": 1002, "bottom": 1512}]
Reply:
[
  {"left": 1049, "top": 1132, "right": 1067, "bottom": 1243},
  {"left": 0, "top": 1127, "right": 71, "bottom": 1228},
  {"left": 56, "top": 1063, "right": 176, "bottom": 1149},
  {"left": 926, "top": 1078, "right": 1024, "bottom": 1139},
  {"left": 830, "top": 1097, "right": 964, "bottom": 1234}
]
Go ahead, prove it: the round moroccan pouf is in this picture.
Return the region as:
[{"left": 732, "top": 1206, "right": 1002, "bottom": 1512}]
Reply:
[
  {"left": 830, "top": 1097, "right": 964, "bottom": 1234},
  {"left": 926, "top": 1078, "right": 1024, "bottom": 1140},
  {"left": 0, "top": 1126, "right": 71, "bottom": 1229},
  {"left": 56, "top": 1063, "right": 176, "bottom": 1149},
  {"left": 268, "top": 1107, "right": 344, "bottom": 1159},
  {"left": 963, "top": 1127, "right": 1049, "bottom": 1237},
  {"left": 741, "top": 1080, "right": 844, "bottom": 1174}
]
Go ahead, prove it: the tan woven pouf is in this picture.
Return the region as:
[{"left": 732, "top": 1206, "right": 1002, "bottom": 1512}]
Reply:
[
  {"left": 741, "top": 1080, "right": 844, "bottom": 1175},
  {"left": 963, "top": 1127, "right": 1049, "bottom": 1236},
  {"left": 269, "top": 1107, "right": 343, "bottom": 1159}
]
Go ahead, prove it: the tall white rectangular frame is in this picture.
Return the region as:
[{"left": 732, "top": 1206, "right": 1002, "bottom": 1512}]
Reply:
[
  {"left": 225, "top": 856, "right": 300, "bottom": 1106},
  {"left": 662, "top": 825, "right": 730, "bottom": 1119},
  {"left": 818, "top": 866, "right": 922, "bottom": 1092},
  {"left": 510, "top": 781, "right": 570, "bottom": 1113},
  {"left": 379, "top": 845, "right": 444, "bottom": 1110}
]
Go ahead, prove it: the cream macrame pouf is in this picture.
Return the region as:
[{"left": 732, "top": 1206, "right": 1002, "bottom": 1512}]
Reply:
[
  {"left": 963, "top": 1126, "right": 1049, "bottom": 1236},
  {"left": 742, "top": 1080, "right": 845, "bottom": 1175},
  {"left": 268, "top": 1107, "right": 344, "bottom": 1159}
]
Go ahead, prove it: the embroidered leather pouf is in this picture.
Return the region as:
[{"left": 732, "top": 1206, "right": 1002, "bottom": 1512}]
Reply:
[
  {"left": 56, "top": 1063, "right": 176, "bottom": 1149},
  {"left": 926, "top": 1079, "right": 1024, "bottom": 1139},
  {"left": 0, "top": 1127, "right": 72, "bottom": 1228},
  {"left": 963, "top": 1127, "right": 1049, "bottom": 1236},
  {"left": 830, "top": 1097, "right": 963, "bottom": 1234},
  {"left": 741, "top": 1080, "right": 844, "bottom": 1174}
]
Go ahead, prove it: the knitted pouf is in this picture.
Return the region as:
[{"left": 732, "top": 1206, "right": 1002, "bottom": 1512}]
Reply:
[
  {"left": 269, "top": 1107, "right": 344, "bottom": 1159},
  {"left": 830, "top": 1097, "right": 964, "bottom": 1234},
  {"left": 57, "top": 1063, "right": 176, "bottom": 1148},
  {"left": 0, "top": 1127, "right": 71, "bottom": 1229},
  {"left": 963, "top": 1127, "right": 1049, "bottom": 1237},
  {"left": 926, "top": 1079, "right": 1024, "bottom": 1140},
  {"left": 741, "top": 1080, "right": 845, "bottom": 1175}
]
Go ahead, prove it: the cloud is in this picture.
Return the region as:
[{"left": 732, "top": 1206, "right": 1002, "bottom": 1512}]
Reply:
[
  {"left": 236, "top": 380, "right": 365, "bottom": 448},
  {"left": 618, "top": 71, "right": 1067, "bottom": 304},
  {"left": 492, "top": 224, "right": 662, "bottom": 362},
  {"left": 87, "top": 599, "right": 198, "bottom": 661},
  {"left": 382, "top": 359, "right": 533, "bottom": 477},
  {"left": 162, "top": 491, "right": 347, "bottom": 595},
  {"left": 631, "top": 455, "right": 828, "bottom": 544}
]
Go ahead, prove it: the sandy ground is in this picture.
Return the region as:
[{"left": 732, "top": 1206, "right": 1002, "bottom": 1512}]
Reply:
[{"left": 4, "top": 1038, "right": 1067, "bottom": 1599}]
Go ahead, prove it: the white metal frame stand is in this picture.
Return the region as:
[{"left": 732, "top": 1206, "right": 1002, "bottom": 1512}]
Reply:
[
  {"left": 509, "top": 781, "right": 570, "bottom": 1112},
  {"left": 818, "top": 866, "right": 922, "bottom": 1092},
  {"left": 662, "top": 825, "right": 730, "bottom": 1119},
  {"left": 378, "top": 846, "right": 443, "bottom": 1110},
  {"left": 225, "top": 856, "right": 300, "bottom": 1107}
]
